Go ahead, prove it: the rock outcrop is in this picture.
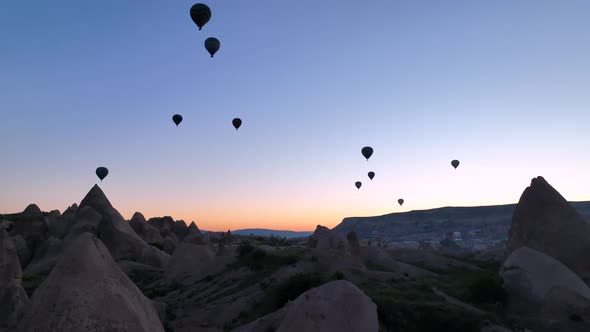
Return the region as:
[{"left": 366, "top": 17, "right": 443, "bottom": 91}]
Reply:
[
  {"left": 166, "top": 243, "right": 219, "bottom": 284},
  {"left": 18, "top": 233, "right": 165, "bottom": 332},
  {"left": 232, "top": 280, "right": 378, "bottom": 332},
  {"left": 76, "top": 185, "right": 169, "bottom": 268},
  {"left": 9, "top": 205, "right": 48, "bottom": 256},
  {"left": 501, "top": 246, "right": 590, "bottom": 317},
  {"left": 172, "top": 220, "right": 189, "bottom": 242},
  {"left": 347, "top": 231, "right": 361, "bottom": 257},
  {"left": 0, "top": 230, "right": 30, "bottom": 330},
  {"left": 308, "top": 225, "right": 350, "bottom": 256},
  {"left": 129, "top": 212, "right": 164, "bottom": 247},
  {"left": 508, "top": 176, "right": 590, "bottom": 281},
  {"left": 23, "top": 236, "right": 63, "bottom": 276}
]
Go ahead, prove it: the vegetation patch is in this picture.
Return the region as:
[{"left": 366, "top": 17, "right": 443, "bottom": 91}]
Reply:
[
  {"left": 21, "top": 273, "right": 46, "bottom": 297},
  {"left": 235, "top": 245, "right": 299, "bottom": 273},
  {"left": 127, "top": 269, "right": 180, "bottom": 299},
  {"left": 361, "top": 260, "right": 509, "bottom": 332}
]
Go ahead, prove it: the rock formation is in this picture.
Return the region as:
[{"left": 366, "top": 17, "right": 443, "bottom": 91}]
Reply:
[
  {"left": 508, "top": 176, "right": 590, "bottom": 281},
  {"left": 75, "top": 185, "right": 169, "bottom": 268},
  {"left": 501, "top": 246, "right": 590, "bottom": 317},
  {"left": 232, "top": 280, "right": 378, "bottom": 332},
  {"left": 129, "top": 212, "right": 164, "bottom": 247},
  {"left": 0, "top": 229, "right": 30, "bottom": 330},
  {"left": 308, "top": 225, "right": 350, "bottom": 256},
  {"left": 18, "top": 232, "right": 165, "bottom": 332}
]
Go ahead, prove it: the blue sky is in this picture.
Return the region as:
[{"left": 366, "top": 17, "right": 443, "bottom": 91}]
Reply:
[{"left": 1, "top": 1, "right": 589, "bottom": 231}]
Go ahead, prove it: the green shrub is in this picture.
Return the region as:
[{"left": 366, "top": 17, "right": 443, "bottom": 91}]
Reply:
[
  {"left": 465, "top": 275, "right": 508, "bottom": 306},
  {"left": 22, "top": 274, "right": 45, "bottom": 297},
  {"left": 237, "top": 248, "right": 299, "bottom": 272},
  {"left": 275, "top": 273, "right": 329, "bottom": 308},
  {"left": 238, "top": 241, "right": 255, "bottom": 257}
]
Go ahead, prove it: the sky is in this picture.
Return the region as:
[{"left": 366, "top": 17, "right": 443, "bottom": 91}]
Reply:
[{"left": 1, "top": 1, "right": 589, "bottom": 231}]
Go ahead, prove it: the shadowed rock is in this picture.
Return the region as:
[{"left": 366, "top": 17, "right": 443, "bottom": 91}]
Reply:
[
  {"left": 508, "top": 176, "right": 590, "bottom": 281},
  {"left": 347, "top": 231, "right": 361, "bottom": 257},
  {"left": 166, "top": 243, "right": 218, "bottom": 285},
  {"left": 23, "top": 236, "right": 63, "bottom": 276},
  {"left": 18, "top": 233, "right": 165, "bottom": 332},
  {"left": 172, "top": 220, "right": 189, "bottom": 242},
  {"left": 501, "top": 246, "right": 590, "bottom": 316},
  {"left": 232, "top": 280, "right": 378, "bottom": 332},
  {"left": 308, "top": 225, "right": 350, "bottom": 256},
  {"left": 0, "top": 229, "right": 30, "bottom": 330},
  {"left": 10, "top": 234, "right": 31, "bottom": 269},
  {"left": 130, "top": 212, "right": 164, "bottom": 247},
  {"left": 75, "top": 185, "right": 169, "bottom": 268},
  {"left": 162, "top": 235, "right": 178, "bottom": 255},
  {"left": 9, "top": 205, "right": 48, "bottom": 256},
  {"left": 187, "top": 221, "right": 200, "bottom": 234}
]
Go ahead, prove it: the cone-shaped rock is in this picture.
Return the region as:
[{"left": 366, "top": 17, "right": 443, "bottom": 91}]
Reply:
[
  {"left": 232, "top": 280, "right": 378, "bottom": 332},
  {"left": 18, "top": 233, "right": 165, "bottom": 332},
  {"left": 508, "top": 176, "right": 590, "bottom": 281},
  {"left": 75, "top": 185, "right": 169, "bottom": 267},
  {"left": 0, "top": 229, "right": 30, "bottom": 330},
  {"left": 187, "top": 221, "right": 200, "bottom": 234}
]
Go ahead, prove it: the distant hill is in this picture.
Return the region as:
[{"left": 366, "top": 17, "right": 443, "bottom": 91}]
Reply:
[
  {"left": 229, "top": 228, "right": 313, "bottom": 239},
  {"left": 333, "top": 201, "right": 590, "bottom": 245}
]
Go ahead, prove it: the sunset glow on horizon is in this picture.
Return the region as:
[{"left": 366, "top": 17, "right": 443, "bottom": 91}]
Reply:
[{"left": 1, "top": 1, "right": 589, "bottom": 231}]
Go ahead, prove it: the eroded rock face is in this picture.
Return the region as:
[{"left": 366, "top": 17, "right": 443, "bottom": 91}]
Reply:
[
  {"left": 501, "top": 246, "right": 590, "bottom": 316},
  {"left": 0, "top": 229, "right": 30, "bottom": 330},
  {"left": 508, "top": 176, "right": 590, "bottom": 281},
  {"left": 18, "top": 233, "right": 165, "bottom": 332},
  {"left": 232, "top": 280, "right": 378, "bottom": 332}
]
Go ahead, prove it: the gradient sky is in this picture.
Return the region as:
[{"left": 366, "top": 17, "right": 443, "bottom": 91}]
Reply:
[{"left": 1, "top": 1, "right": 589, "bottom": 231}]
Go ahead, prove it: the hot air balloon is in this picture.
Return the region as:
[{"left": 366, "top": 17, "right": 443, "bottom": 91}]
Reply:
[
  {"left": 172, "top": 114, "right": 183, "bottom": 126},
  {"left": 398, "top": 198, "right": 404, "bottom": 206},
  {"left": 368, "top": 171, "right": 375, "bottom": 180},
  {"left": 232, "top": 118, "right": 242, "bottom": 130},
  {"left": 451, "top": 160, "right": 460, "bottom": 169},
  {"left": 190, "top": 3, "right": 211, "bottom": 30},
  {"left": 205, "top": 37, "right": 220, "bottom": 57},
  {"left": 355, "top": 181, "right": 362, "bottom": 189},
  {"left": 361, "top": 146, "right": 373, "bottom": 160},
  {"left": 96, "top": 167, "right": 109, "bottom": 182}
]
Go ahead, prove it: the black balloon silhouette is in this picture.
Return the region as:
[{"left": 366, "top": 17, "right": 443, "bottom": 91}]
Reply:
[
  {"left": 172, "top": 114, "right": 183, "bottom": 126},
  {"left": 361, "top": 146, "right": 373, "bottom": 160},
  {"left": 96, "top": 167, "right": 109, "bottom": 182},
  {"left": 205, "top": 37, "right": 220, "bottom": 57},
  {"left": 190, "top": 3, "right": 211, "bottom": 30},
  {"left": 232, "top": 118, "right": 242, "bottom": 130}
]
